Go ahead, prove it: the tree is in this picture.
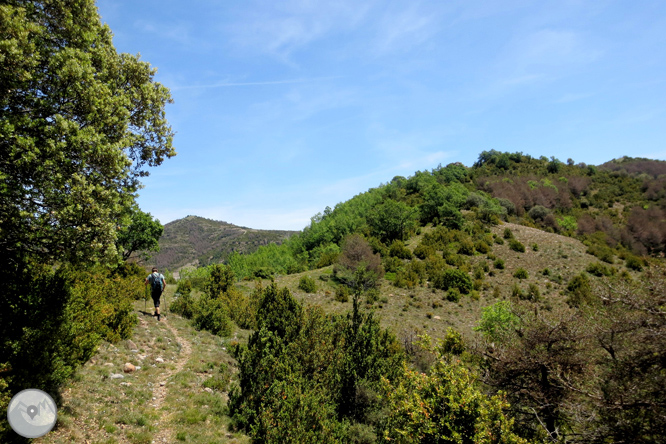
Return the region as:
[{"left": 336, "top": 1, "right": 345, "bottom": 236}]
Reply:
[
  {"left": 1, "top": 2, "right": 174, "bottom": 438},
  {"left": 334, "top": 234, "right": 384, "bottom": 291},
  {"left": 367, "top": 199, "right": 418, "bottom": 243},
  {"left": 115, "top": 205, "right": 163, "bottom": 261},
  {"left": 0, "top": 0, "right": 175, "bottom": 265}
]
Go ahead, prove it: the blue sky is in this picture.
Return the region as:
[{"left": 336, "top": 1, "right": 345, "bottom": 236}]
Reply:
[{"left": 97, "top": 0, "right": 666, "bottom": 231}]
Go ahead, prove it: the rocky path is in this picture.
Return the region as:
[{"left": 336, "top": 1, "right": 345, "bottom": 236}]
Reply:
[
  {"left": 37, "top": 293, "right": 248, "bottom": 444},
  {"left": 150, "top": 316, "right": 192, "bottom": 444}
]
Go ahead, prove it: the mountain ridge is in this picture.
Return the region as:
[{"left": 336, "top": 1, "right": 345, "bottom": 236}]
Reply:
[{"left": 148, "top": 215, "right": 297, "bottom": 271}]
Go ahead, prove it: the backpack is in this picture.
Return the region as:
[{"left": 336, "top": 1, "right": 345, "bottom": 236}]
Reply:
[{"left": 150, "top": 273, "right": 163, "bottom": 293}]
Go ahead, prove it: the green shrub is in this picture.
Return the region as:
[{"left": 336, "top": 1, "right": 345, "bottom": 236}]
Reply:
[
  {"left": 511, "top": 283, "right": 525, "bottom": 299},
  {"left": 531, "top": 243, "right": 539, "bottom": 252},
  {"left": 494, "top": 236, "right": 505, "bottom": 245},
  {"left": 566, "top": 273, "right": 594, "bottom": 307},
  {"left": 528, "top": 205, "right": 549, "bottom": 221},
  {"left": 457, "top": 238, "right": 475, "bottom": 256},
  {"left": 382, "top": 256, "right": 403, "bottom": 273},
  {"left": 586, "top": 262, "right": 615, "bottom": 277},
  {"left": 509, "top": 238, "right": 526, "bottom": 253},
  {"left": 335, "top": 285, "right": 350, "bottom": 303},
  {"left": 394, "top": 268, "right": 419, "bottom": 289},
  {"left": 389, "top": 240, "right": 413, "bottom": 259},
  {"left": 413, "top": 243, "right": 436, "bottom": 260},
  {"left": 170, "top": 291, "right": 196, "bottom": 319},
  {"left": 503, "top": 228, "right": 513, "bottom": 239},
  {"left": 176, "top": 278, "right": 192, "bottom": 296},
  {"left": 527, "top": 283, "right": 541, "bottom": 302},
  {"left": 433, "top": 269, "right": 472, "bottom": 294},
  {"left": 298, "top": 275, "right": 317, "bottom": 293},
  {"left": 513, "top": 268, "right": 529, "bottom": 280},
  {"left": 446, "top": 287, "right": 461, "bottom": 302},
  {"left": 365, "top": 288, "right": 380, "bottom": 304},
  {"left": 379, "top": 336, "right": 526, "bottom": 443},
  {"left": 474, "top": 240, "right": 490, "bottom": 254},
  {"left": 625, "top": 254, "right": 644, "bottom": 271},
  {"left": 253, "top": 267, "right": 274, "bottom": 279},
  {"left": 586, "top": 244, "right": 614, "bottom": 264},
  {"left": 193, "top": 295, "right": 232, "bottom": 336},
  {"left": 494, "top": 258, "right": 505, "bottom": 269},
  {"left": 1, "top": 260, "right": 140, "bottom": 431}
]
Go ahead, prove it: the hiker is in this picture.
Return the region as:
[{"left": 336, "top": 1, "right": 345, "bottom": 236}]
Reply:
[{"left": 145, "top": 267, "right": 166, "bottom": 321}]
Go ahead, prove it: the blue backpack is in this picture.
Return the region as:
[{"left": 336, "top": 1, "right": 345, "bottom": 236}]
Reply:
[{"left": 150, "top": 273, "right": 163, "bottom": 293}]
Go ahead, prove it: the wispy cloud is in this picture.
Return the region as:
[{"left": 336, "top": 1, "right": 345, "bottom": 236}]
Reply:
[
  {"left": 226, "top": 0, "right": 373, "bottom": 61},
  {"left": 372, "top": 3, "right": 441, "bottom": 55}
]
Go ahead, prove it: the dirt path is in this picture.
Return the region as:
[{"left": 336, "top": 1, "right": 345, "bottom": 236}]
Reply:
[{"left": 150, "top": 317, "right": 192, "bottom": 444}]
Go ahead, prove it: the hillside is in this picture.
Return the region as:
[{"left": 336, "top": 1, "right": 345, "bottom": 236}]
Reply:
[{"left": 149, "top": 215, "right": 297, "bottom": 271}]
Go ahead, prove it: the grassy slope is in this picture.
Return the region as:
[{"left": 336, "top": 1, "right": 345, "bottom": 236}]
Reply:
[{"left": 240, "top": 222, "right": 637, "bottom": 342}]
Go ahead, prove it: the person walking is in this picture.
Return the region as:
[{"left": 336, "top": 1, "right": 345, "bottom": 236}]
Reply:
[{"left": 145, "top": 267, "right": 166, "bottom": 321}]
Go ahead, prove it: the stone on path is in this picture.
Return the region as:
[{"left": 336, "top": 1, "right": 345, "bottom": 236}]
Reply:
[
  {"left": 123, "top": 362, "right": 136, "bottom": 373},
  {"left": 155, "top": 357, "right": 165, "bottom": 363},
  {"left": 110, "top": 373, "right": 124, "bottom": 379}
]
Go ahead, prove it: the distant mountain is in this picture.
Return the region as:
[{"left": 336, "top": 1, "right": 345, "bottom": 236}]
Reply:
[
  {"left": 147, "top": 215, "right": 298, "bottom": 271},
  {"left": 599, "top": 156, "right": 666, "bottom": 178}
]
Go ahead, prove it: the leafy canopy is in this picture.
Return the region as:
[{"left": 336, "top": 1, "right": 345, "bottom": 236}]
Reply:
[{"left": 0, "top": 0, "right": 175, "bottom": 264}]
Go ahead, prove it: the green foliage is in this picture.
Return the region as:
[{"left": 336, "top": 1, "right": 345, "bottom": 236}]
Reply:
[
  {"left": 335, "top": 285, "right": 350, "bottom": 303},
  {"left": 205, "top": 264, "right": 236, "bottom": 298},
  {"left": 513, "top": 268, "right": 529, "bottom": 280},
  {"left": 176, "top": 279, "right": 192, "bottom": 296},
  {"left": 457, "top": 237, "right": 476, "bottom": 255},
  {"left": 475, "top": 240, "right": 491, "bottom": 254},
  {"left": 494, "top": 258, "right": 505, "bottom": 269},
  {"left": 379, "top": 335, "right": 528, "bottom": 444},
  {"left": 503, "top": 228, "right": 514, "bottom": 239},
  {"left": 382, "top": 256, "right": 403, "bottom": 273},
  {"left": 367, "top": 199, "right": 419, "bottom": 243},
  {"left": 394, "top": 267, "right": 420, "bottom": 289},
  {"left": 585, "top": 262, "right": 615, "bottom": 277},
  {"left": 566, "top": 273, "right": 594, "bottom": 307},
  {"left": 413, "top": 242, "right": 436, "bottom": 259},
  {"left": 433, "top": 268, "right": 473, "bottom": 294},
  {"left": 557, "top": 216, "right": 578, "bottom": 232},
  {"left": 531, "top": 243, "right": 539, "bottom": 252},
  {"left": 0, "top": 0, "right": 175, "bottom": 266},
  {"left": 509, "top": 238, "right": 526, "bottom": 253},
  {"left": 474, "top": 301, "right": 520, "bottom": 342},
  {"left": 586, "top": 243, "right": 614, "bottom": 263},
  {"left": 527, "top": 284, "right": 541, "bottom": 302},
  {"left": 446, "top": 287, "right": 461, "bottom": 302},
  {"left": 0, "top": 3, "right": 173, "bottom": 434},
  {"left": 0, "top": 260, "right": 139, "bottom": 436},
  {"left": 227, "top": 242, "right": 299, "bottom": 281},
  {"left": 625, "top": 254, "right": 644, "bottom": 271},
  {"left": 389, "top": 240, "right": 413, "bottom": 259},
  {"left": 115, "top": 205, "right": 163, "bottom": 261},
  {"left": 170, "top": 291, "right": 196, "bottom": 319},
  {"left": 230, "top": 285, "right": 404, "bottom": 443},
  {"left": 193, "top": 295, "right": 232, "bottom": 336},
  {"left": 298, "top": 275, "right": 317, "bottom": 293}
]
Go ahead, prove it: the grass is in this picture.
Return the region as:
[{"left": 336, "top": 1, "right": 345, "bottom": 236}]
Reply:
[
  {"left": 239, "top": 222, "right": 638, "bottom": 341},
  {"left": 36, "top": 284, "right": 249, "bottom": 444}
]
